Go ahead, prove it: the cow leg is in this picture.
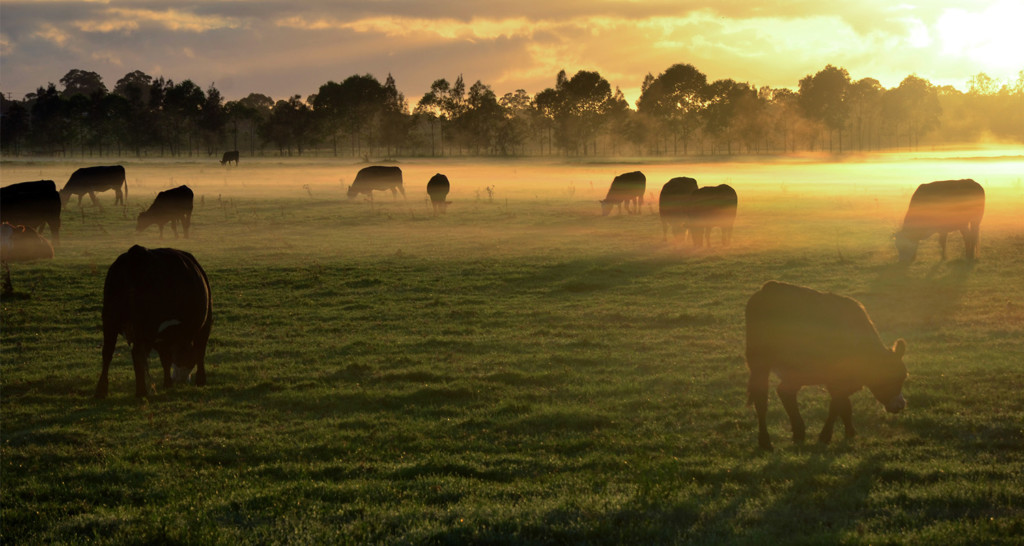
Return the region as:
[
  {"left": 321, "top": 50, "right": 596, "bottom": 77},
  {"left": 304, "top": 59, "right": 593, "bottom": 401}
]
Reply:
[
  {"left": 748, "top": 366, "right": 772, "bottom": 450},
  {"left": 157, "top": 224, "right": 165, "bottom": 239},
  {"left": 961, "top": 227, "right": 975, "bottom": 260},
  {"left": 819, "top": 395, "right": 852, "bottom": 444},
  {"left": 1, "top": 262, "right": 11, "bottom": 296},
  {"left": 777, "top": 385, "right": 805, "bottom": 444},
  {"left": 159, "top": 349, "right": 174, "bottom": 388},
  {"left": 115, "top": 188, "right": 124, "bottom": 206},
  {"left": 131, "top": 342, "right": 151, "bottom": 397},
  {"left": 170, "top": 219, "right": 179, "bottom": 238},
  {"left": 96, "top": 328, "right": 119, "bottom": 398},
  {"left": 938, "top": 232, "right": 948, "bottom": 260},
  {"left": 88, "top": 191, "right": 101, "bottom": 209},
  {"left": 183, "top": 214, "right": 191, "bottom": 239}
]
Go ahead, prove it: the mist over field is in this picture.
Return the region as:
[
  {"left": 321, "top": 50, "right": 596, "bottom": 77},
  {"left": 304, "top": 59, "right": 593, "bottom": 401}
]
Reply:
[{"left": 1, "top": 151, "right": 1023, "bottom": 543}]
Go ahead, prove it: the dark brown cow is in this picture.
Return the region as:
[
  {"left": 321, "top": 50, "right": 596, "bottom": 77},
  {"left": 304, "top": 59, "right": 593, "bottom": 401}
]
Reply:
[
  {"left": 347, "top": 166, "right": 405, "bottom": 202},
  {"left": 658, "top": 177, "right": 698, "bottom": 241},
  {"left": 746, "top": 281, "right": 907, "bottom": 450},
  {"left": 1, "top": 180, "right": 62, "bottom": 244},
  {"left": 220, "top": 151, "right": 239, "bottom": 166},
  {"left": 687, "top": 184, "right": 737, "bottom": 247},
  {"left": 137, "top": 185, "right": 194, "bottom": 239},
  {"left": 426, "top": 173, "right": 451, "bottom": 214},
  {"left": 96, "top": 245, "right": 212, "bottom": 398},
  {"left": 60, "top": 165, "right": 127, "bottom": 209},
  {"left": 600, "top": 171, "right": 646, "bottom": 216},
  {"left": 1, "top": 222, "right": 55, "bottom": 296},
  {"left": 895, "top": 179, "right": 985, "bottom": 263}
]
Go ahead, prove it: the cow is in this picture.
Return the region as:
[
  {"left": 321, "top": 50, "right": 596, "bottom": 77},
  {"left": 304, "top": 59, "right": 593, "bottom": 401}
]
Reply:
[
  {"left": 659, "top": 177, "right": 699, "bottom": 241},
  {"left": 137, "top": 185, "right": 194, "bottom": 239},
  {"left": 1, "top": 222, "right": 55, "bottom": 296},
  {"left": 347, "top": 166, "right": 405, "bottom": 203},
  {"left": 600, "top": 171, "right": 646, "bottom": 216},
  {"left": 745, "top": 281, "right": 907, "bottom": 451},
  {"left": 96, "top": 245, "right": 212, "bottom": 398},
  {"left": 60, "top": 165, "right": 127, "bottom": 209},
  {"left": 895, "top": 179, "right": 985, "bottom": 263},
  {"left": 220, "top": 151, "right": 239, "bottom": 166},
  {"left": 426, "top": 173, "right": 451, "bottom": 214},
  {"left": 1, "top": 180, "right": 62, "bottom": 244},
  {"left": 687, "top": 184, "right": 737, "bottom": 247}
]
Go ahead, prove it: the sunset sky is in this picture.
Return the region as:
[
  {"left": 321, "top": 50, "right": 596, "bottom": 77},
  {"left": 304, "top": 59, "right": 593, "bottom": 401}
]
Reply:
[{"left": 2, "top": 0, "right": 1022, "bottom": 106}]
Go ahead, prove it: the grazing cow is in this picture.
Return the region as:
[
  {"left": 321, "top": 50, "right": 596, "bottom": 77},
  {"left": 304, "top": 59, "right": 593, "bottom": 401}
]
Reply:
[
  {"left": 687, "top": 184, "right": 737, "bottom": 247},
  {"left": 137, "top": 185, "right": 194, "bottom": 239},
  {"left": 895, "top": 179, "right": 985, "bottom": 263},
  {"left": 600, "top": 171, "right": 646, "bottom": 216},
  {"left": 347, "top": 166, "right": 405, "bottom": 202},
  {"left": 220, "top": 151, "right": 239, "bottom": 166},
  {"left": 745, "top": 281, "right": 907, "bottom": 450},
  {"left": 96, "top": 245, "right": 212, "bottom": 398},
  {"left": 60, "top": 165, "right": 127, "bottom": 209},
  {"left": 659, "top": 177, "right": 699, "bottom": 241},
  {"left": 1, "top": 180, "right": 62, "bottom": 244},
  {"left": 1, "top": 222, "right": 55, "bottom": 296},
  {"left": 426, "top": 173, "right": 451, "bottom": 214}
]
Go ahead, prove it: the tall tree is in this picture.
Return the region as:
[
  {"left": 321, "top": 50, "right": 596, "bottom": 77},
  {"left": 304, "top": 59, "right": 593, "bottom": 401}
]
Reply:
[
  {"left": 636, "top": 63, "right": 709, "bottom": 154},
  {"left": 60, "top": 69, "right": 107, "bottom": 99},
  {"left": 798, "top": 65, "right": 851, "bottom": 152}
]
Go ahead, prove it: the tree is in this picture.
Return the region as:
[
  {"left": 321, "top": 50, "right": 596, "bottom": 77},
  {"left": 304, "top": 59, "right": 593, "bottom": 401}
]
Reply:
[
  {"left": 846, "top": 78, "right": 883, "bottom": 151},
  {"left": 636, "top": 63, "right": 709, "bottom": 154},
  {"left": 162, "top": 80, "right": 206, "bottom": 156},
  {"left": 882, "top": 75, "right": 941, "bottom": 149},
  {"left": 199, "top": 84, "right": 228, "bottom": 155},
  {"left": 798, "top": 65, "right": 851, "bottom": 152},
  {"left": 60, "top": 69, "right": 107, "bottom": 99},
  {"left": 537, "top": 70, "right": 615, "bottom": 155}
]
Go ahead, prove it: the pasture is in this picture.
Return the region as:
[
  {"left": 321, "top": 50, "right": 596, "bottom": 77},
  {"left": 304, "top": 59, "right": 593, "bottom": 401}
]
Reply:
[{"left": 2, "top": 153, "right": 1023, "bottom": 544}]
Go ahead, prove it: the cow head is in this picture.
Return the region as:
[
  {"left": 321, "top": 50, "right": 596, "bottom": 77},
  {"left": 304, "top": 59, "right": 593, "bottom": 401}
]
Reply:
[
  {"left": 135, "top": 210, "right": 154, "bottom": 233},
  {"left": 894, "top": 231, "right": 918, "bottom": 263},
  {"left": 868, "top": 339, "right": 908, "bottom": 414},
  {"left": 599, "top": 200, "right": 614, "bottom": 216},
  {"left": 346, "top": 185, "right": 358, "bottom": 199}
]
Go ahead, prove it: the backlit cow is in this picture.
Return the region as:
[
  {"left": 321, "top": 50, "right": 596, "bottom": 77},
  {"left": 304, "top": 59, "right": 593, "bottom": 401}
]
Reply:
[
  {"left": 687, "top": 184, "right": 737, "bottom": 247},
  {"left": 426, "top": 173, "right": 451, "bottom": 214},
  {"left": 220, "top": 151, "right": 239, "bottom": 166},
  {"left": 96, "top": 245, "right": 212, "bottom": 398},
  {"left": 1, "top": 222, "right": 54, "bottom": 296},
  {"left": 1, "top": 180, "right": 62, "bottom": 244},
  {"left": 137, "top": 185, "right": 194, "bottom": 239},
  {"left": 600, "top": 171, "right": 646, "bottom": 216},
  {"left": 745, "top": 281, "right": 907, "bottom": 450},
  {"left": 658, "top": 177, "right": 698, "bottom": 241},
  {"left": 60, "top": 165, "right": 127, "bottom": 209},
  {"left": 347, "top": 166, "right": 405, "bottom": 203},
  {"left": 895, "top": 179, "right": 984, "bottom": 263}
]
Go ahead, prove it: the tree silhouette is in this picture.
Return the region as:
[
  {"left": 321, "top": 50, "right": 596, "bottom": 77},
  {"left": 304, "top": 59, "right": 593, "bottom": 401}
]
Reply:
[
  {"left": 637, "top": 63, "right": 709, "bottom": 154},
  {"left": 798, "top": 65, "right": 851, "bottom": 152}
]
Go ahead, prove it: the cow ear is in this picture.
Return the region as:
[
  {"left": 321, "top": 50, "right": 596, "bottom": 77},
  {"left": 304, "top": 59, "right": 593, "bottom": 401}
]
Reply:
[{"left": 892, "top": 339, "right": 906, "bottom": 358}]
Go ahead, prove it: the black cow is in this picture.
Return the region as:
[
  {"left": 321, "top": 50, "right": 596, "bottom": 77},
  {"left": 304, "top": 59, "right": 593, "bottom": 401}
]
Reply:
[
  {"left": 347, "top": 166, "right": 405, "bottom": 202},
  {"left": 659, "top": 177, "right": 699, "bottom": 241},
  {"left": 600, "top": 171, "right": 646, "bottom": 216},
  {"left": 426, "top": 173, "right": 451, "bottom": 214},
  {"left": 60, "top": 165, "right": 127, "bottom": 209},
  {"left": 1, "top": 222, "right": 54, "bottom": 296},
  {"left": 220, "top": 151, "right": 239, "bottom": 166},
  {"left": 137, "top": 185, "right": 194, "bottom": 239},
  {"left": 895, "top": 179, "right": 985, "bottom": 263},
  {"left": 746, "top": 281, "right": 907, "bottom": 450},
  {"left": 96, "top": 245, "right": 212, "bottom": 398},
  {"left": 687, "top": 184, "right": 737, "bottom": 247},
  {"left": 1, "top": 180, "right": 62, "bottom": 244}
]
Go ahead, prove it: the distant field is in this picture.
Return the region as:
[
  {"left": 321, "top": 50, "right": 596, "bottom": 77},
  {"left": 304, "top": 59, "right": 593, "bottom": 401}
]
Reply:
[{"left": 2, "top": 153, "right": 1022, "bottom": 543}]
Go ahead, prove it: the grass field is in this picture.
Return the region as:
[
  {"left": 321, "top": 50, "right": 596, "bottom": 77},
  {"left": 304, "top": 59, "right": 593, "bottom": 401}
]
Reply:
[{"left": 2, "top": 153, "right": 1023, "bottom": 544}]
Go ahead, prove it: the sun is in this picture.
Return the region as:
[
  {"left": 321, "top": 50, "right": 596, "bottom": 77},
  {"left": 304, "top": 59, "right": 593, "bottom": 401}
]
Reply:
[{"left": 936, "top": 0, "right": 1024, "bottom": 75}]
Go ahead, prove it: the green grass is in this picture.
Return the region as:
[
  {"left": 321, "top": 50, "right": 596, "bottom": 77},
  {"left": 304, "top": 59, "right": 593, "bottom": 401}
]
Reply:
[{"left": 2, "top": 156, "right": 1023, "bottom": 544}]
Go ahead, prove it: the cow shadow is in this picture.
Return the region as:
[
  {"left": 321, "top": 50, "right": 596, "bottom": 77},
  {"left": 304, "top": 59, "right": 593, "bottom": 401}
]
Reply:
[{"left": 861, "top": 259, "right": 974, "bottom": 335}]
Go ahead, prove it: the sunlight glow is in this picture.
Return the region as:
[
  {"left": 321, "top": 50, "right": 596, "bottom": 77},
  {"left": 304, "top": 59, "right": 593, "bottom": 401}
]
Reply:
[{"left": 937, "top": 0, "right": 1024, "bottom": 72}]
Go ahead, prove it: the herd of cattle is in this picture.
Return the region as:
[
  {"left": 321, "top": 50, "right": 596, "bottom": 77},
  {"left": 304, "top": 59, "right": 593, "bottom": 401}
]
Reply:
[{"left": 0, "top": 160, "right": 987, "bottom": 449}]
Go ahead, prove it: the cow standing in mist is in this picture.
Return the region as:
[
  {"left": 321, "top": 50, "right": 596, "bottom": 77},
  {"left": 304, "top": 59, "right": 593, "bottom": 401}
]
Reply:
[
  {"left": 220, "top": 151, "right": 239, "bottom": 166},
  {"left": 895, "top": 179, "right": 985, "bottom": 263},
  {"left": 688, "top": 184, "right": 738, "bottom": 247},
  {"left": 659, "top": 177, "right": 699, "bottom": 241},
  {"left": 1, "top": 222, "right": 54, "bottom": 296},
  {"left": 137, "top": 185, "right": 194, "bottom": 239},
  {"left": 96, "top": 245, "right": 212, "bottom": 398},
  {"left": 745, "top": 281, "right": 907, "bottom": 450},
  {"left": 426, "top": 173, "right": 451, "bottom": 214},
  {"left": 600, "top": 171, "right": 646, "bottom": 216},
  {"left": 60, "top": 165, "right": 127, "bottom": 209},
  {"left": 1, "top": 180, "right": 62, "bottom": 245},
  {"left": 347, "top": 166, "right": 405, "bottom": 203}
]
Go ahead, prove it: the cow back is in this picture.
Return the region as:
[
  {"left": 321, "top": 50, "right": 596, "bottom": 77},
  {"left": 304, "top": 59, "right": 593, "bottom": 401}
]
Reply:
[
  {"left": 0, "top": 180, "right": 62, "bottom": 241},
  {"left": 903, "top": 179, "right": 984, "bottom": 232},
  {"left": 426, "top": 174, "right": 450, "bottom": 201},
  {"left": 659, "top": 177, "right": 698, "bottom": 219}
]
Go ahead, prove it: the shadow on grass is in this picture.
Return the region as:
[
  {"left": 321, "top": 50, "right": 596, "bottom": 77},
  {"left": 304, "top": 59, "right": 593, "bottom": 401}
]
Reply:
[{"left": 863, "top": 259, "right": 974, "bottom": 335}]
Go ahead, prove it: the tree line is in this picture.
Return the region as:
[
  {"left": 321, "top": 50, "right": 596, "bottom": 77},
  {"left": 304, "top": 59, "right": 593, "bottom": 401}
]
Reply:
[{"left": 2, "top": 64, "right": 1022, "bottom": 159}]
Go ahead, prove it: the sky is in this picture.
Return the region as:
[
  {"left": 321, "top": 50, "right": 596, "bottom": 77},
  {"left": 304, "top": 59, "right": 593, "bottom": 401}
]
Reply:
[{"left": 1, "top": 0, "right": 1022, "bottom": 107}]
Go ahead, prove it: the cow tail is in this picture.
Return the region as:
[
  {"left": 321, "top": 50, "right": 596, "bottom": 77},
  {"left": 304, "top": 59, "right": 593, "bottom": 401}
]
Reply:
[{"left": 123, "top": 176, "right": 129, "bottom": 213}]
